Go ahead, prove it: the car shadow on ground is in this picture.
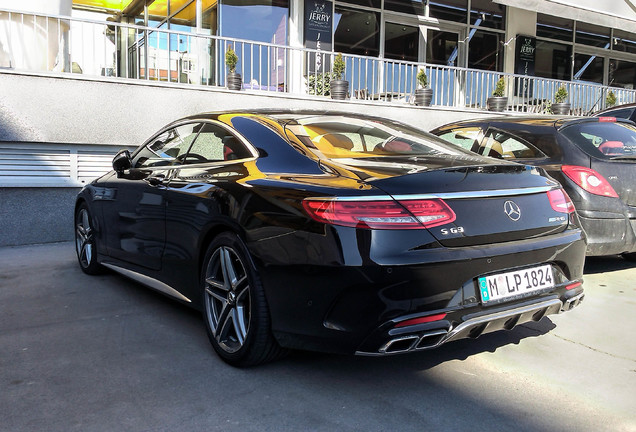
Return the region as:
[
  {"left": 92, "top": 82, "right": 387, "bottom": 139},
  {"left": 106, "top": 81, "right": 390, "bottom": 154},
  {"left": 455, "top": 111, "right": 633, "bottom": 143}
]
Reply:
[
  {"left": 97, "top": 265, "right": 558, "bottom": 374},
  {"left": 583, "top": 255, "right": 634, "bottom": 274}
]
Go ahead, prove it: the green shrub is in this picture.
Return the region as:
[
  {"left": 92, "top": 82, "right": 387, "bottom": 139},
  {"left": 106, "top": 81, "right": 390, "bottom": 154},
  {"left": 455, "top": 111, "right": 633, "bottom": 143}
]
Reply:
[
  {"left": 225, "top": 46, "right": 238, "bottom": 73},
  {"left": 332, "top": 53, "right": 346, "bottom": 81},
  {"left": 308, "top": 73, "right": 332, "bottom": 96},
  {"left": 554, "top": 85, "right": 568, "bottom": 104},
  {"left": 417, "top": 69, "right": 428, "bottom": 88},
  {"left": 606, "top": 90, "right": 617, "bottom": 108},
  {"left": 492, "top": 77, "right": 505, "bottom": 97}
]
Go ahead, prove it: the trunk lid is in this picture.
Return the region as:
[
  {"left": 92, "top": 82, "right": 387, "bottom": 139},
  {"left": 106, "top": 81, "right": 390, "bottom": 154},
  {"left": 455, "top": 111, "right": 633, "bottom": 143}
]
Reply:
[
  {"left": 334, "top": 158, "right": 569, "bottom": 247},
  {"left": 590, "top": 158, "right": 636, "bottom": 206}
]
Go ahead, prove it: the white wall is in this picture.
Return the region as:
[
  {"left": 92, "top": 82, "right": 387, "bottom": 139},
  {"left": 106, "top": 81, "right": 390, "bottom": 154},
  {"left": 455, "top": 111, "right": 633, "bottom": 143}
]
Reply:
[{"left": 0, "top": 72, "right": 498, "bottom": 147}]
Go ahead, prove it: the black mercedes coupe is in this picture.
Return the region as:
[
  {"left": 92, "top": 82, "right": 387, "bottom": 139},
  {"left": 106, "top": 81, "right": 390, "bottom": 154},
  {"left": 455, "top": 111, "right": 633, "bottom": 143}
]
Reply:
[{"left": 75, "top": 111, "right": 586, "bottom": 366}]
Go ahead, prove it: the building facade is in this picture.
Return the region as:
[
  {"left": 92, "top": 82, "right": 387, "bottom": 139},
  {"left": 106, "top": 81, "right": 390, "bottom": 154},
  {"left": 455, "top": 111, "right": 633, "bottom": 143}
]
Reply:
[
  {"left": 3, "top": 1, "right": 636, "bottom": 96},
  {"left": 1, "top": 0, "right": 636, "bottom": 246}
]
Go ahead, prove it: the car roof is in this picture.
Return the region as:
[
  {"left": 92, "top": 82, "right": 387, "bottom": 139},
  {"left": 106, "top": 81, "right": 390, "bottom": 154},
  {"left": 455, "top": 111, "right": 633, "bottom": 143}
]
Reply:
[
  {"left": 433, "top": 115, "right": 635, "bottom": 132},
  {"left": 592, "top": 102, "right": 636, "bottom": 116}
]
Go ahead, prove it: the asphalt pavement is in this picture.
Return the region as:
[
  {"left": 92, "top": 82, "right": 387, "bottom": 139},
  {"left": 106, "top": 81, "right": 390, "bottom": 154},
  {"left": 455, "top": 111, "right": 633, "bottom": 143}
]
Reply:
[{"left": 1, "top": 242, "right": 635, "bottom": 432}]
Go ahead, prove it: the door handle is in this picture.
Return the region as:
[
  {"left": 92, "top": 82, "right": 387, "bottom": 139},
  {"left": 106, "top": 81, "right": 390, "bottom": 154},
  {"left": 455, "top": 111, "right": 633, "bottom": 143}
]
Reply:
[{"left": 146, "top": 174, "right": 166, "bottom": 186}]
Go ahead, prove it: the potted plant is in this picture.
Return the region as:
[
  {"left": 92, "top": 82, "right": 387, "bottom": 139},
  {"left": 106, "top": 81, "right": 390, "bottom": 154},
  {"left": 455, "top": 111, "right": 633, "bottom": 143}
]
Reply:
[
  {"left": 487, "top": 77, "right": 507, "bottom": 112},
  {"left": 330, "top": 53, "right": 348, "bottom": 100},
  {"left": 415, "top": 69, "right": 433, "bottom": 106},
  {"left": 606, "top": 90, "right": 617, "bottom": 108},
  {"left": 552, "top": 85, "right": 570, "bottom": 115},
  {"left": 225, "top": 45, "right": 242, "bottom": 90}
]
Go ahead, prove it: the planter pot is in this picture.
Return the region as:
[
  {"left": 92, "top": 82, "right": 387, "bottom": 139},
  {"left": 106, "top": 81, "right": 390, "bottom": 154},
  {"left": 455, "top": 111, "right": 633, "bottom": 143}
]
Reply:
[
  {"left": 330, "top": 80, "right": 349, "bottom": 100},
  {"left": 227, "top": 72, "right": 242, "bottom": 90},
  {"left": 415, "top": 88, "right": 433, "bottom": 106},
  {"left": 551, "top": 102, "right": 571, "bottom": 115},
  {"left": 487, "top": 96, "right": 508, "bottom": 112}
]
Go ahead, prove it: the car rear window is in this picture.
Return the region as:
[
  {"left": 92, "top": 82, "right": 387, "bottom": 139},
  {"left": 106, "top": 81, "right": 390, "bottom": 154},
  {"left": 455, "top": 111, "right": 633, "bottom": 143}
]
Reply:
[
  {"left": 284, "top": 116, "right": 472, "bottom": 159},
  {"left": 599, "top": 107, "right": 635, "bottom": 120},
  {"left": 560, "top": 121, "right": 636, "bottom": 160}
]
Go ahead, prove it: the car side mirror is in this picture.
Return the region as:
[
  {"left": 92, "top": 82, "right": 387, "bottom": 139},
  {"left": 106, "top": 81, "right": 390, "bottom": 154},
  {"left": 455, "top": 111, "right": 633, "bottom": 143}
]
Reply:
[{"left": 112, "top": 149, "right": 132, "bottom": 175}]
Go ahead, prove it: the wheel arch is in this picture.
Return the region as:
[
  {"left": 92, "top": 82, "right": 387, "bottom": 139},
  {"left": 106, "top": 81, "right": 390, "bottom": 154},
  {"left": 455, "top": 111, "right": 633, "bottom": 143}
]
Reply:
[{"left": 197, "top": 222, "right": 249, "bottom": 278}]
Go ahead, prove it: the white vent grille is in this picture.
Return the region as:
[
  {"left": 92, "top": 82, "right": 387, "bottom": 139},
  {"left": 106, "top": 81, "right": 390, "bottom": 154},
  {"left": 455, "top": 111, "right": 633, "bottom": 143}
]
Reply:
[
  {"left": 0, "top": 148, "right": 71, "bottom": 178},
  {"left": 0, "top": 144, "right": 128, "bottom": 187},
  {"left": 77, "top": 150, "right": 116, "bottom": 184}
]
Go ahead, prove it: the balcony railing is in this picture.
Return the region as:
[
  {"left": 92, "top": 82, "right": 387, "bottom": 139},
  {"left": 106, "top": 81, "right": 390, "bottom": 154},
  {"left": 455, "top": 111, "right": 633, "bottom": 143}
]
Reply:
[{"left": 2, "top": 8, "right": 636, "bottom": 115}]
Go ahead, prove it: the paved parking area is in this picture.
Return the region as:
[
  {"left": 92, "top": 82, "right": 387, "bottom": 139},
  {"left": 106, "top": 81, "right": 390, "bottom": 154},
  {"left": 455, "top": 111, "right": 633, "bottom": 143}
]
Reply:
[{"left": 1, "top": 242, "right": 635, "bottom": 432}]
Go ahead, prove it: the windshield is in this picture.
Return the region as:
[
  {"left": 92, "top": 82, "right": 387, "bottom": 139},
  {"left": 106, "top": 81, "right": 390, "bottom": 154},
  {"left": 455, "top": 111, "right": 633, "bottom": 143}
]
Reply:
[
  {"left": 560, "top": 121, "right": 636, "bottom": 160},
  {"left": 284, "top": 116, "right": 472, "bottom": 159}
]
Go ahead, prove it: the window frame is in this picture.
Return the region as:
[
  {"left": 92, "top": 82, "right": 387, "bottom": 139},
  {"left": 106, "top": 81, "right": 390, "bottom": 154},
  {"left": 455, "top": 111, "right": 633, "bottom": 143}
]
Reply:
[
  {"left": 481, "top": 127, "right": 547, "bottom": 160},
  {"left": 132, "top": 119, "right": 259, "bottom": 169}
]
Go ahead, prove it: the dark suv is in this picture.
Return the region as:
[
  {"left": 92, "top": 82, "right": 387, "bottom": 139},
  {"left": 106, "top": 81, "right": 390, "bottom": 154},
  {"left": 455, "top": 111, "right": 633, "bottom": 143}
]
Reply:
[{"left": 431, "top": 116, "right": 636, "bottom": 259}]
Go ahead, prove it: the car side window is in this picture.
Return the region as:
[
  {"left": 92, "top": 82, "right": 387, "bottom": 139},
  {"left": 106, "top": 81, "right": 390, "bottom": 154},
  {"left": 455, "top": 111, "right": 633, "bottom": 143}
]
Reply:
[
  {"left": 481, "top": 129, "right": 545, "bottom": 159},
  {"left": 437, "top": 127, "right": 482, "bottom": 151},
  {"left": 185, "top": 123, "right": 252, "bottom": 163},
  {"left": 134, "top": 123, "right": 202, "bottom": 168}
]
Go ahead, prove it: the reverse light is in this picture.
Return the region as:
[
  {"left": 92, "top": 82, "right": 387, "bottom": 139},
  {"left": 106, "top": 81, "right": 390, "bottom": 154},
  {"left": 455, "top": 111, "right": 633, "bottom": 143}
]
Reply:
[
  {"left": 547, "top": 188, "right": 575, "bottom": 213},
  {"left": 561, "top": 165, "right": 619, "bottom": 198},
  {"left": 395, "top": 313, "right": 447, "bottom": 328},
  {"left": 302, "top": 198, "right": 456, "bottom": 229}
]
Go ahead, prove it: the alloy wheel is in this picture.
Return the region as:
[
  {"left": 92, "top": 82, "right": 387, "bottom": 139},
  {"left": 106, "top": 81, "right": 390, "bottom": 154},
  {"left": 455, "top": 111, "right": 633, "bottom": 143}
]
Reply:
[
  {"left": 204, "top": 246, "right": 251, "bottom": 354},
  {"left": 75, "top": 208, "right": 94, "bottom": 269}
]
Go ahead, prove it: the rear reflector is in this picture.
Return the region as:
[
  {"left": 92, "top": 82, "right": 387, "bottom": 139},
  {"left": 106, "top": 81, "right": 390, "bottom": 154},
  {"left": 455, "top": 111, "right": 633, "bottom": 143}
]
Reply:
[
  {"left": 547, "top": 188, "right": 575, "bottom": 213},
  {"left": 598, "top": 117, "right": 616, "bottom": 122},
  {"left": 302, "top": 198, "right": 456, "bottom": 229},
  {"left": 566, "top": 281, "right": 582, "bottom": 290},
  {"left": 395, "top": 313, "right": 447, "bottom": 328},
  {"left": 561, "top": 165, "right": 619, "bottom": 198}
]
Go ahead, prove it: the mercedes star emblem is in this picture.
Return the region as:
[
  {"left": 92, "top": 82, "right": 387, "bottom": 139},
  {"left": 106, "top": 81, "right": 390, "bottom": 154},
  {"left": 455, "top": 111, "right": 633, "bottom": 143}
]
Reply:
[{"left": 503, "top": 200, "right": 521, "bottom": 221}]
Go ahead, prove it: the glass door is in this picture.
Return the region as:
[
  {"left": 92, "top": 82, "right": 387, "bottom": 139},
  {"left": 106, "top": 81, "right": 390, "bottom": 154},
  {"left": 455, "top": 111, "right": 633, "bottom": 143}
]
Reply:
[
  {"left": 426, "top": 29, "right": 460, "bottom": 66},
  {"left": 385, "top": 22, "right": 419, "bottom": 62},
  {"left": 382, "top": 21, "right": 422, "bottom": 100},
  {"left": 426, "top": 29, "right": 463, "bottom": 106}
]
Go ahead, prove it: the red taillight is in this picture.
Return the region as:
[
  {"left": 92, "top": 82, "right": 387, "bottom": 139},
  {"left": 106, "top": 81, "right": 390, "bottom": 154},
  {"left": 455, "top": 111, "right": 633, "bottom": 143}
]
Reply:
[
  {"left": 395, "top": 313, "right": 447, "bottom": 328},
  {"left": 561, "top": 165, "right": 619, "bottom": 198},
  {"left": 400, "top": 199, "right": 457, "bottom": 228},
  {"left": 547, "top": 188, "right": 575, "bottom": 213},
  {"left": 302, "top": 198, "right": 456, "bottom": 229},
  {"left": 566, "top": 281, "right": 582, "bottom": 290},
  {"left": 598, "top": 117, "right": 616, "bottom": 122}
]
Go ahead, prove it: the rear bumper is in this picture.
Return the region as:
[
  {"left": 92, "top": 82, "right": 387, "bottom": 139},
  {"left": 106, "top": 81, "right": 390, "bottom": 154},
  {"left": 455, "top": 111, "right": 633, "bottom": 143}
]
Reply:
[
  {"left": 578, "top": 213, "right": 636, "bottom": 255},
  {"left": 258, "top": 228, "right": 587, "bottom": 355}
]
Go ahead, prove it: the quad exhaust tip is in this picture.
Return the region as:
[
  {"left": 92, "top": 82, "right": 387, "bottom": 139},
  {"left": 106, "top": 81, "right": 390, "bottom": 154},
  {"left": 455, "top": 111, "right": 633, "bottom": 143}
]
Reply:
[
  {"left": 359, "top": 297, "right": 572, "bottom": 356},
  {"left": 379, "top": 329, "right": 449, "bottom": 354},
  {"left": 562, "top": 292, "right": 584, "bottom": 312}
]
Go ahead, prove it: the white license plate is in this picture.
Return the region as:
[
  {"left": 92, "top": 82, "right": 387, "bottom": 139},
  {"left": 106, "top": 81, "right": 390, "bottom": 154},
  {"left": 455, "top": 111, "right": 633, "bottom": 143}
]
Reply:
[{"left": 478, "top": 264, "right": 554, "bottom": 303}]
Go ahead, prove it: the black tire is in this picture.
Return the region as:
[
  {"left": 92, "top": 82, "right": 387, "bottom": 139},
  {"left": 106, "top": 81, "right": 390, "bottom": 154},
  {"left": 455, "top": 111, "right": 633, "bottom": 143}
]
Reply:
[
  {"left": 621, "top": 252, "right": 636, "bottom": 262},
  {"left": 74, "top": 203, "right": 103, "bottom": 275},
  {"left": 201, "top": 232, "right": 286, "bottom": 367}
]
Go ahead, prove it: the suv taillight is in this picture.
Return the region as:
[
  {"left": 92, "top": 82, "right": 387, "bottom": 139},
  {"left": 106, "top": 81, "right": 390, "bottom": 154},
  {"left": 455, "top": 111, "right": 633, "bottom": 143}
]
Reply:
[
  {"left": 547, "top": 188, "right": 575, "bottom": 213},
  {"left": 561, "top": 165, "right": 618, "bottom": 198},
  {"left": 302, "top": 198, "right": 456, "bottom": 229}
]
